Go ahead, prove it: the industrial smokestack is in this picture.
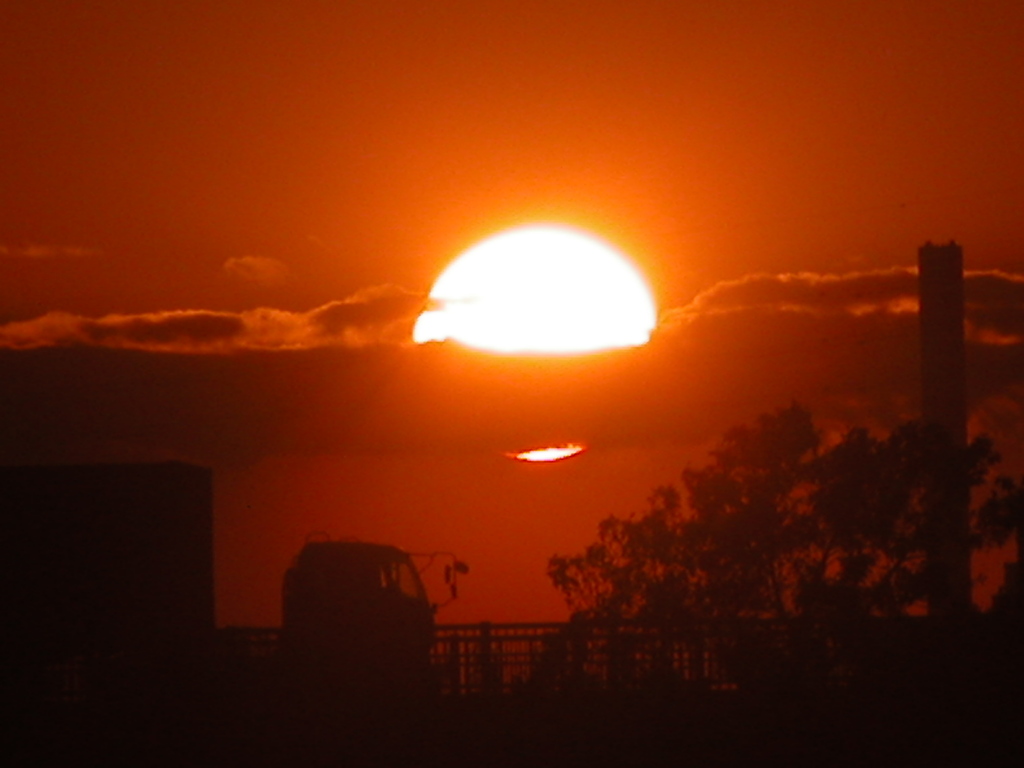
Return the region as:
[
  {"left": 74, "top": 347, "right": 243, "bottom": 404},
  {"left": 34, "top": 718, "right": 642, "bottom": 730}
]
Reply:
[
  {"left": 917, "top": 241, "right": 971, "bottom": 615},
  {"left": 918, "top": 241, "right": 968, "bottom": 447}
]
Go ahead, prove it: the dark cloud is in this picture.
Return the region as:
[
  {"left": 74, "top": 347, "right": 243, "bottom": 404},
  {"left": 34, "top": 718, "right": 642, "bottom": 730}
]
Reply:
[
  {"left": 669, "top": 267, "right": 919, "bottom": 324},
  {"left": 309, "top": 285, "right": 425, "bottom": 343},
  {"left": 1, "top": 269, "right": 1020, "bottom": 471},
  {"left": 965, "top": 269, "right": 1024, "bottom": 345},
  {"left": 673, "top": 266, "right": 1024, "bottom": 350},
  {"left": 0, "top": 286, "right": 424, "bottom": 353},
  {"left": 670, "top": 267, "right": 1024, "bottom": 452},
  {"left": 79, "top": 312, "right": 246, "bottom": 346}
]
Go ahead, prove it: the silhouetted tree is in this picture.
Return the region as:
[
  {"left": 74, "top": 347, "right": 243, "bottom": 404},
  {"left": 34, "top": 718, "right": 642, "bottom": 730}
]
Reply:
[
  {"left": 549, "top": 404, "right": 1015, "bottom": 621},
  {"left": 979, "top": 473, "right": 1024, "bottom": 613},
  {"left": 979, "top": 474, "right": 1024, "bottom": 548}
]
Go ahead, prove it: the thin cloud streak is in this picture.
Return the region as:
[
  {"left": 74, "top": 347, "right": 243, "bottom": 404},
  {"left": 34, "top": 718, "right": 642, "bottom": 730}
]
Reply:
[
  {"left": 0, "top": 244, "right": 100, "bottom": 259},
  {"left": 666, "top": 267, "right": 1024, "bottom": 346},
  {"left": 668, "top": 267, "right": 918, "bottom": 325},
  {"left": 0, "top": 286, "right": 425, "bottom": 353},
  {"left": 223, "top": 255, "right": 291, "bottom": 285}
]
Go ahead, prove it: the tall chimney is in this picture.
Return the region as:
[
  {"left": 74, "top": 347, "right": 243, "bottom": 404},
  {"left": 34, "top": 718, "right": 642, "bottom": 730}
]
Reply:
[
  {"left": 917, "top": 241, "right": 971, "bottom": 615},
  {"left": 918, "top": 241, "right": 968, "bottom": 447}
]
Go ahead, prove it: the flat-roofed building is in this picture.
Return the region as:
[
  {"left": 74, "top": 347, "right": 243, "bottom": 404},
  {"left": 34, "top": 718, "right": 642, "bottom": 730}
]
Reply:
[{"left": 0, "top": 462, "right": 213, "bottom": 699}]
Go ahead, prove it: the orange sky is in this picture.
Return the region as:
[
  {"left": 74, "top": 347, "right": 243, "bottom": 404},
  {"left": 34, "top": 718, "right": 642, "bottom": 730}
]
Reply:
[{"left": 2, "top": 1, "right": 1023, "bottom": 625}]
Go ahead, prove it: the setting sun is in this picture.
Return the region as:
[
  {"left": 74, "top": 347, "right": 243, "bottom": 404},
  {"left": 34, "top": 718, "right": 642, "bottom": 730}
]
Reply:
[{"left": 413, "top": 225, "right": 657, "bottom": 354}]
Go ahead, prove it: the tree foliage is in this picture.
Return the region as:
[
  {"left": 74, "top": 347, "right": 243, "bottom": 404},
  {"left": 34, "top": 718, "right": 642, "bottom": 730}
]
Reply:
[{"left": 548, "top": 404, "right": 1015, "bottom": 621}]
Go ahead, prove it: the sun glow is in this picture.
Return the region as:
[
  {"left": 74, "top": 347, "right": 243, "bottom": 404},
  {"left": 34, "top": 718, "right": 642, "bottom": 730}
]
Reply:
[
  {"left": 413, "top": 225, "right": 657, "bottom": 354},
  {"left": 508, "top": 444, "right": 586, "bottom": 463}
]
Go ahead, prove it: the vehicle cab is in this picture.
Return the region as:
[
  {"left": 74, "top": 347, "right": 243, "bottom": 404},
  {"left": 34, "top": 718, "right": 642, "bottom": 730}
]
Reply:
[{"left": 281, "top": 540, "right": 435, "bottom": 691}]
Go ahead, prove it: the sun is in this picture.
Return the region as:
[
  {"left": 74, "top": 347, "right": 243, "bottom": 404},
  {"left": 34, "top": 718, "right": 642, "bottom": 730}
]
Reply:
[{"left": 413, "top": 224, "right": 657, "bottom": 354}]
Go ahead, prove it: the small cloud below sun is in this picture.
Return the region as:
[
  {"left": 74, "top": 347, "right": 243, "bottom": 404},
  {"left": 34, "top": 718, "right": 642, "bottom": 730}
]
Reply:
[{"left": 507, "top": 444, "right": 587, "bottom": 463}]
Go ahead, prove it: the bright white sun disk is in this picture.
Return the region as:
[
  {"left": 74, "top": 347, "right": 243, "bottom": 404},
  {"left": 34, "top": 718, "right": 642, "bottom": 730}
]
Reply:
[{"left": 413, "top": 225, "right": 656, "bottom": 354}]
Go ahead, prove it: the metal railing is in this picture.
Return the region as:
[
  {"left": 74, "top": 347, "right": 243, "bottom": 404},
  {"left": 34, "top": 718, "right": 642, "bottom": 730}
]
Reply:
[
  {"left": 431, "top": 621, "right": 739, "bottom": 694},
  {"left": 217, "top": 620, "right": 818, "bottom": 694},
  {"left": 22, "top": 616, "right": 1017, "bottom": 702}
]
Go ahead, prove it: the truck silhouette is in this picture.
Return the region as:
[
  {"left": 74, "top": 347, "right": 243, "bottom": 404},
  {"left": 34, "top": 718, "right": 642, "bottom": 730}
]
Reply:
[{"left": 279, "top": 538, "right": 465, "bottom": 693}]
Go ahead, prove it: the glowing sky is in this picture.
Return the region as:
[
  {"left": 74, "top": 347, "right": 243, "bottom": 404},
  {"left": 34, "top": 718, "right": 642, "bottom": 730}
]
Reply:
[{"left": 3, "top": 1, "right": 1023, "bottom": 625}]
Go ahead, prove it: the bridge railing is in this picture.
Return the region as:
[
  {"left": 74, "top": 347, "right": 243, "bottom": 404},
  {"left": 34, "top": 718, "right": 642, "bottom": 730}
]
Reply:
[
  {"left": 218, "top": 620, "right": 816, "bottom": 694},
  {"left": 431, "top": 621, "right": 742, "bottom": 694},
  {"left": 24, "top": 617, "right": 1015, "bottom": 702}
]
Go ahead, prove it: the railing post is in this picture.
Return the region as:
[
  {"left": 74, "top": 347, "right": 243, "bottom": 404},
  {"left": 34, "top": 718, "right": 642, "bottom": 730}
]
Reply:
[
  {"left": 692, "top": 626, "right": 707, "bottom": 686},
  {"left": 567, "top": 620, "right": 587, "bottom": 689},
  {"left": 479, "top": 622, "right": 500, "bottom": 694},
  {"left": 441, "top": 634, "right": 461, "bottom": 696},
  {"left": 606, "top": 622, "right": 622, "bottom": 690}
]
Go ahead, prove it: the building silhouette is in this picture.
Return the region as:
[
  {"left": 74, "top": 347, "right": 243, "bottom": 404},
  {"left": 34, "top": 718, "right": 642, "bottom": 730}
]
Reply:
[
  {"left": 917, "top": 241, "right": 972, "bottom": 615},
  {"left": 0, "top": 462, "right": 214, "bottom": 700}
]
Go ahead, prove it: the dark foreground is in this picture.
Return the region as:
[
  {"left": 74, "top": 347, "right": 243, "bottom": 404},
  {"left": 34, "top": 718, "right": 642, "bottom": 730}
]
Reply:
[
  {"left": 11, "top": 614, "right": 1024, "bottom": 766},
  {"left": 12, "top": 681, "right": 1022, "bottom": 768}
]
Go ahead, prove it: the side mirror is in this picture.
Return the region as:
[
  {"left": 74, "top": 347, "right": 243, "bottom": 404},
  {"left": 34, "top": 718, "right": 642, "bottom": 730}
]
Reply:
[
  {"left": 444, "top": 560, "right": 469, "bottom": 583},
  {"left": 415, "top": 551, "right": 469, "bottom": 610},
  {"left": 448, "top": 559, "right": 467, "bottom": 600}
]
